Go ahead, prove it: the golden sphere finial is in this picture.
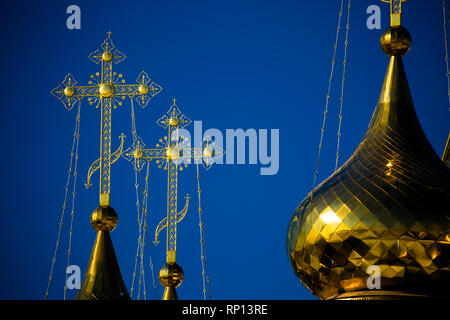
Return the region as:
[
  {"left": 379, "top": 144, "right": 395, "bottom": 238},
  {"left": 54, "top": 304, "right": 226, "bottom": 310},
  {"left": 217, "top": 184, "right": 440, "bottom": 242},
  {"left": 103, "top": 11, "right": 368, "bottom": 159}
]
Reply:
[
  {"left": 169, "top": 116, "right": 179, "bottom": 127},
  {"left": 138, "top": 84, "right": 149, "bottom": 95},
  {"left": 203, "top": 147, "right": 213, "bottom": 158},
  {"left": 99, "top": 83, "right": 114, "bottom": 98},
  {"left": 159, "top": 263, "right": 184, "bottom": 288},
  {"left": 64, "top": 86, "right": 75, "bottom": 97},
  {"left": 133, "top": 148, "right": 143, "bottom": 159},
  {"left": 90, "top": 206, "right": 118, "bottom": 232},
  {"left": 380, "top": 26, "right": 412, "bottom": 56},
  {"left": 102, "top": 51, "right": 113, "bottom": 62}
]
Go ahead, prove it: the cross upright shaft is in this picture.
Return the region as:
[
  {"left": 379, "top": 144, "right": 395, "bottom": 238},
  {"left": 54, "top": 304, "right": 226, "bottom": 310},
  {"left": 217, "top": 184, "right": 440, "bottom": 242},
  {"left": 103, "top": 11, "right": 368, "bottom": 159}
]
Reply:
[
  {"left": 381, "top": 0, "right": 407, "bottom": 27},
  {"left": 51, "top": 32, "right": 162, "bottom": 207}
]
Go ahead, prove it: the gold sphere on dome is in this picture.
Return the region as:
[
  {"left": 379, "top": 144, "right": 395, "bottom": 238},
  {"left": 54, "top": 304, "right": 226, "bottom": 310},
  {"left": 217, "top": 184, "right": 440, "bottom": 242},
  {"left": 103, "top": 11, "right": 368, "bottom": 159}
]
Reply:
[
  {"left": 90, "top": 206, "right": 118, "bottom": 232},
  {"left": 102, "top": 51, "right": 113, "bottom": 62},
  {"left": 380, "top": 26, "right": 412, "bottom": 56},
  {"left": 99, "top": 83, "right": 114, "bottom": 98},
  {"left": 169, "top": 116, "right": 179, "bottom": 127},
  {"left": 138, "top": 84, "right": 149, "bottom": 95},
  {"left": 159, "top": 263, "right": 184, "bottom": 288},
  {"left": 64, "top": 86, "right": 74, "bottom": 97}
]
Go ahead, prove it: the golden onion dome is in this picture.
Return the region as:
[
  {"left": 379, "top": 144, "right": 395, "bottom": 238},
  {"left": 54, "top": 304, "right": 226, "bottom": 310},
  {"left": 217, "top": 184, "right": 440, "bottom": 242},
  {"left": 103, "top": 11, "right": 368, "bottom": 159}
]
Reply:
[{"left": 287, "top": 26, "right": 450, "bottom": 300}]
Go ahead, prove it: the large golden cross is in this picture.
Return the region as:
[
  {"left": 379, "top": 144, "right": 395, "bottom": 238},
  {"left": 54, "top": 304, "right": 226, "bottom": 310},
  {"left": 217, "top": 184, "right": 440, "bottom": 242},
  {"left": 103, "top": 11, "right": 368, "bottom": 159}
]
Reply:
[
  {"left": 123, "top": 99, "right": 224, "bottom": 264},
  {"left": 381, "top": 0, "right": 407, "bottom": 27},
  {"left": 51, "top": 32, "right": 162, "bottom": 207}
]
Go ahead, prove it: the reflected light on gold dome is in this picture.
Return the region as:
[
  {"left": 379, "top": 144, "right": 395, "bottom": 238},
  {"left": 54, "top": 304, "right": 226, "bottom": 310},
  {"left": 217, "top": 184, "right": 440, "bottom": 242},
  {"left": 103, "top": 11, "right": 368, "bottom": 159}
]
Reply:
[
  {"left": 287, "top": 1, "right": 450, "bottom": 300},
  {"left": 320, "top": 211, "right": 342, "bottom": 224}
]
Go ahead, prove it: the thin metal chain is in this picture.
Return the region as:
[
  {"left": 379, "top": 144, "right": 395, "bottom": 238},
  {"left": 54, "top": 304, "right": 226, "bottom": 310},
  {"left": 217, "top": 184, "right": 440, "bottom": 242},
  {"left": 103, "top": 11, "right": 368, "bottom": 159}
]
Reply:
[
  {"left": 63, "top": 100, "right": 82, "bottom": 300},
  {"left": 196, "top": 163, "right": 211, "bottom": 300},
  {"left": 129, "top": 98, "right": 156, "bottom": 299},
  {"left": 145, "top": 222, "right": 157, "bottom": 298},
  {"left": 443, "top": 0, "right": 450, "bottom": 110},
  {"left": 130, "top": 162, "right": 142, "bottom": 298},
  {"left": 46, "top": 99, "right": 82, "bottom": 299},
  {"left": 335, "top": 0, "right": 351, "bottom": 171},
  {"left": 141, "top": 163, "right": 157, "bottom": 299},
  {"left": 130, "top": 98, "right": 144, "bottom": 299},
  {"left": 136, "top": 168, "right": 145, "bottom": 300},
  {"left": 311, "top": 0, "right": 345, "bottom": 199},
  {"left": 137, "top": 162, "right": 150, "bottom": 300}
]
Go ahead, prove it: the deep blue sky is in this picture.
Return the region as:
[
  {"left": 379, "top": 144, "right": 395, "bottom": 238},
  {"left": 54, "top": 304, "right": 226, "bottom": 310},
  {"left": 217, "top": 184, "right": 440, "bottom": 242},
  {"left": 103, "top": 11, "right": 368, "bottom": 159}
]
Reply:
[{"left": 0, "top": 1, "right": 448, "bottom": 300}]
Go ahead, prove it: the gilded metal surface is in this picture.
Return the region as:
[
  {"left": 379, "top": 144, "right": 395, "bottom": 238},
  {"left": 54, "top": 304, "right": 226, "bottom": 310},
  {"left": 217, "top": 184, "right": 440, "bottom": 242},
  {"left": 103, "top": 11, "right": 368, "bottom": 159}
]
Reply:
[
  {"left": 51, "top": 32, "right": 161, "bottom": 300},
  {"left": 159, "top": 263, "right": 184, "bottom": 300},
  {"left": 380, "top": 26, "right": 411, "bottom": 56},
  {"left": 85, "top": 133, "right": 126, "bottom": 189},
  {"left": 287, "top": 24, "right": 450, "bottom": 299},
  {"left": 123, "top": 99, "right": 224, "bottom": 299},
  {"left": 75, "top": 228, "right": 130, "bottom": 300},
  {"left": 123, "top": 100, "right": 224, "bottom": 264},
  {"left": 51, "top": 32, "right": 162, "bottom": 207},
  {"left": 381, "top": 0, "right": 407, "bottom": 27},
  {"left": 90, "top": 205, "right": 118, "bottom": 232}
]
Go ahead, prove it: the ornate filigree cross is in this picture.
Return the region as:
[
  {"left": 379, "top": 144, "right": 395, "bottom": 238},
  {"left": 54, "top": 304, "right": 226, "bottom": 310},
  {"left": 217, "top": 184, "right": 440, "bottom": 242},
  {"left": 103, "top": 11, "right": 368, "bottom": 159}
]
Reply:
[
  {"left": 123, "top": 99, "right": 224, "bottom": 264},
  {"left": 51, "top": 32, "right": 162, "bottom": 206}
]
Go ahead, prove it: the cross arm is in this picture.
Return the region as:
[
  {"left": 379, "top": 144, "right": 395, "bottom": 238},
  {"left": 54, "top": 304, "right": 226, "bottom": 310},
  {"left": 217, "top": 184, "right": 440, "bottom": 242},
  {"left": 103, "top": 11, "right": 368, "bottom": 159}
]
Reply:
[
  {"left": 114, "top": 82, "right": 162, "bottom": 98},
  {"left": 112, "top": 71, "right": 162, "bottom": 108},
  {"left": 51, "top": 84, "right": 99, "bottom": 99},
  {"left": 51, "top": 74, "right": 100, "bottom": 110},
  {"left": 181, "top": 144, "right": 225, "bottom": 169},
  {"left": 142, "top": 148, "right": 167, "bottom": 159},
  {"left": 70, "top": 85, "right": 99, "bottom": 97},
  {"left": 129, "top": 148, "right": 167, "bottom": 160}
]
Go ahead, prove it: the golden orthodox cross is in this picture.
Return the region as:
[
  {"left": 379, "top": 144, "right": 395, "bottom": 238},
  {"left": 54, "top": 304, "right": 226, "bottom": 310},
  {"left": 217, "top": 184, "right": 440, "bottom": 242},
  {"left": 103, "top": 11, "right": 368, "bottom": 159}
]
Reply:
[
  {"left": 123, "top": 99, "right": 224, "bottom": 264},
  {"left": 51, "top": 32, "right": 162, "bottom": 207}
]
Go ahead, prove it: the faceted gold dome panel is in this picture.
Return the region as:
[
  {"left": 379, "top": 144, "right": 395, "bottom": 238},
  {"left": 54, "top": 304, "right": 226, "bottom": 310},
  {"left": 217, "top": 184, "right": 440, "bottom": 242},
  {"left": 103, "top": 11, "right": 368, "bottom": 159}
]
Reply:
[{"left": 287, "top": 52, "right": 450, "bottom": 299}]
